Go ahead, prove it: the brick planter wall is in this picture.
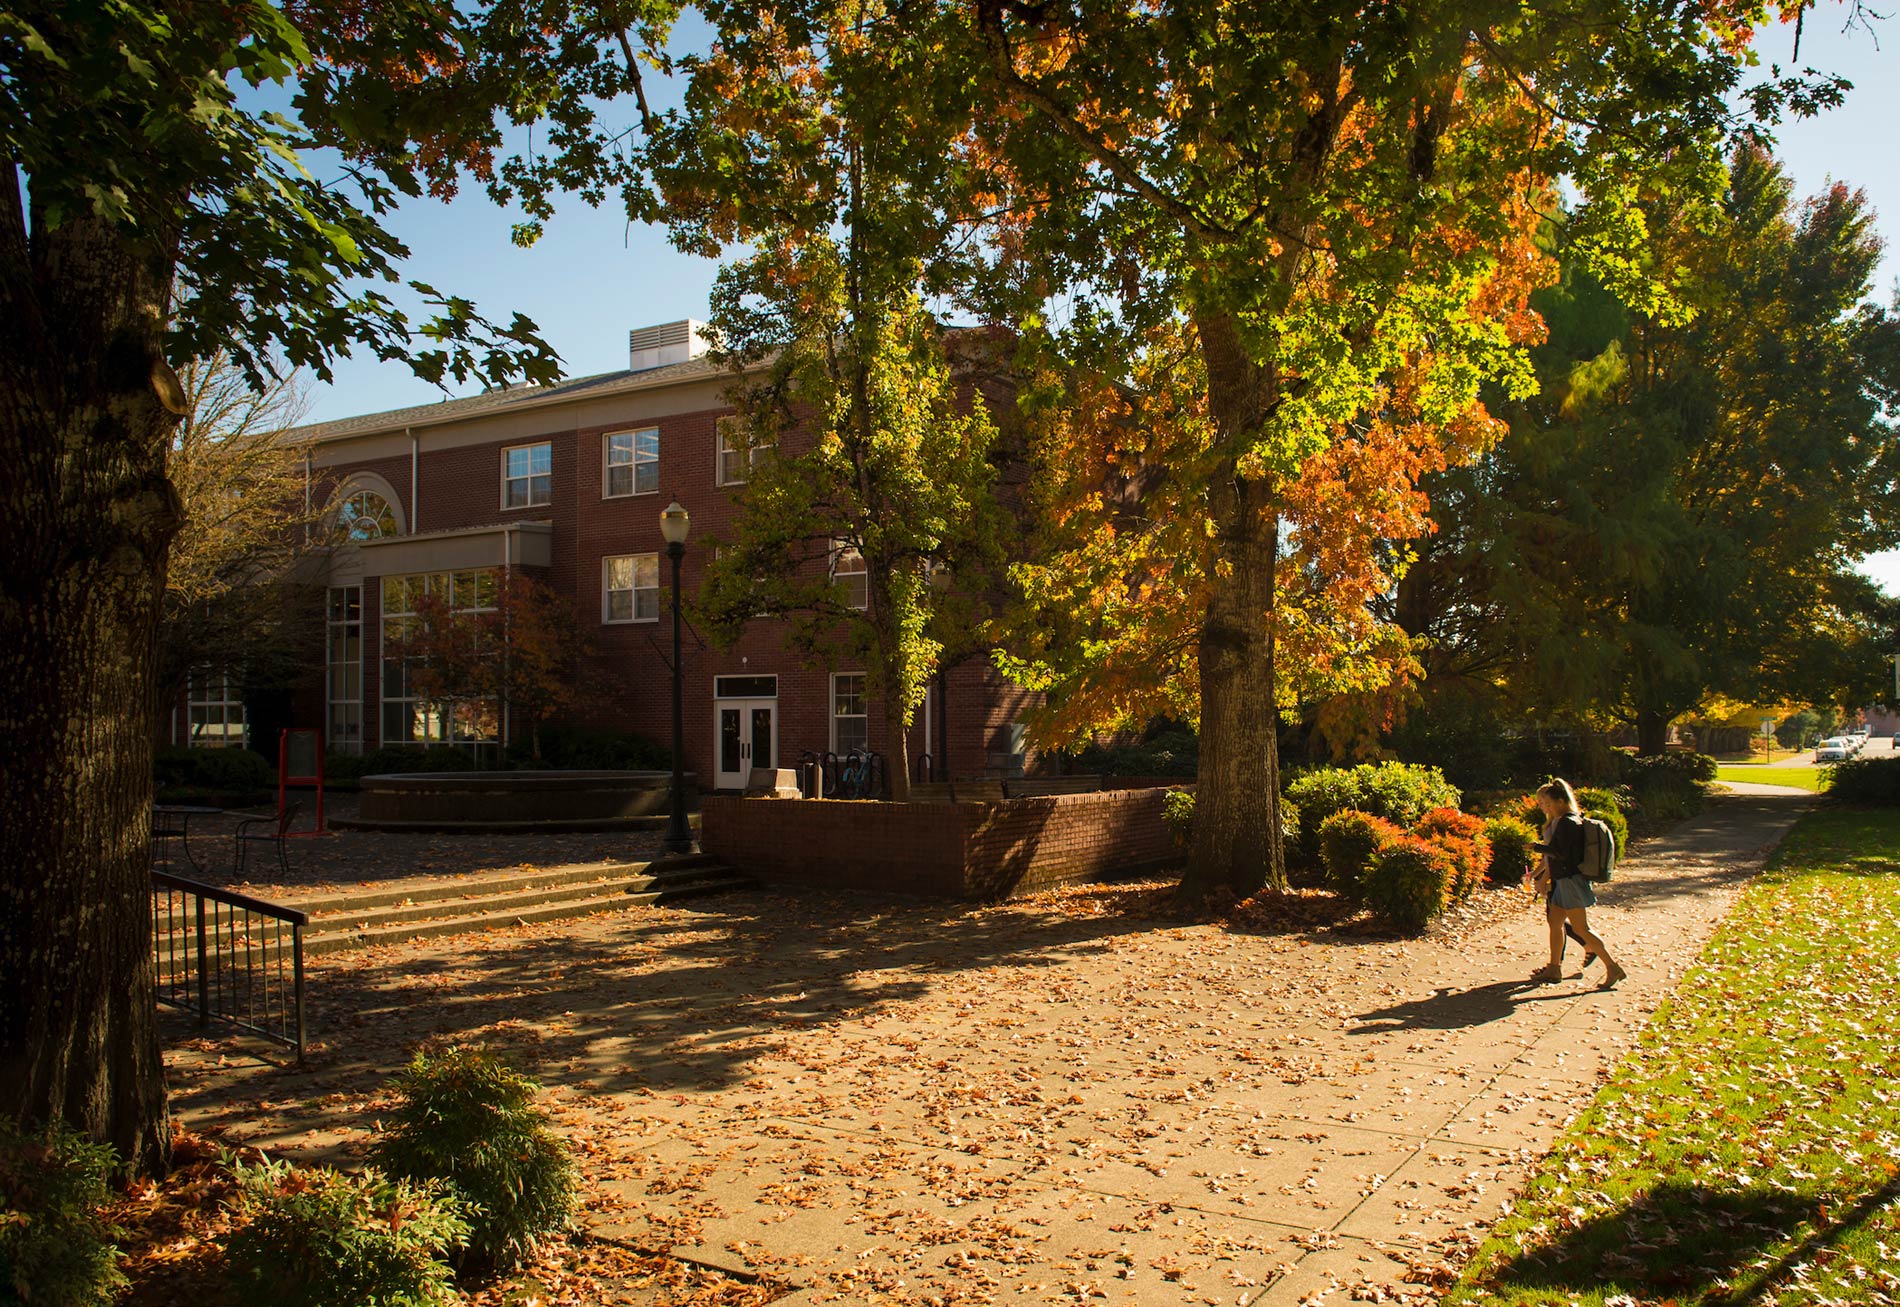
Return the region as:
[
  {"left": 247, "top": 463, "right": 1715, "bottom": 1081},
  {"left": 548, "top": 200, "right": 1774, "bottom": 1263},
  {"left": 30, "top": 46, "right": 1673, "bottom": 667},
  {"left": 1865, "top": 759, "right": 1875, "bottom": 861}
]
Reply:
[{"left": 701, "top": 787, "right": 1186, "bottom": 900}]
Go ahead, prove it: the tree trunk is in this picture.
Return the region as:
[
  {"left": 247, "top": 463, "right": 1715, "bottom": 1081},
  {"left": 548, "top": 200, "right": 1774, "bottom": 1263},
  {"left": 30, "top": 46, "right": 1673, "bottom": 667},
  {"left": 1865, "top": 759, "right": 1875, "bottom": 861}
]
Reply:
[
  {"left": 1636, "top": 709, "right": 1670, "bottom": 757},
  {"left": 0, "top": 200, "right": 182, "bottom": 1175},
  {"left": 1183, "top": 309, "right": 1285, "bottom": 899},
  {"left": 888, "top": 710, "right": 912, "bottom": 802}
]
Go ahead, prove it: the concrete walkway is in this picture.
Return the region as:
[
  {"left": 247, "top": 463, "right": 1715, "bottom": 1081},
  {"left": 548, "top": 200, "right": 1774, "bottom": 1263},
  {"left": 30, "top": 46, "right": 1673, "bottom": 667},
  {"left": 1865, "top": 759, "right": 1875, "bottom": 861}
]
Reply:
[
  {"left": 584, "top": 793, "right": 1811, "bottom": 1306},
  {"left": 164, "top": 791, "right": 1811, "bottom": 1307}
]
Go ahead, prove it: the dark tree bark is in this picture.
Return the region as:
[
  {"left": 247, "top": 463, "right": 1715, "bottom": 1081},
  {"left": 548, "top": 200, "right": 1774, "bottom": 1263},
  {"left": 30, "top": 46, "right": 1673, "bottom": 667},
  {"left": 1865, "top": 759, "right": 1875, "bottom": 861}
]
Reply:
[
  {"left": 1183, "top": 309, "right": 1286, "bottom": 899},
  {"left": 1636, "top": 709, "right": 1670, "bottom": 758},
  {"left": 0, "top": 174, "right": 182, "bottom": 1175}
]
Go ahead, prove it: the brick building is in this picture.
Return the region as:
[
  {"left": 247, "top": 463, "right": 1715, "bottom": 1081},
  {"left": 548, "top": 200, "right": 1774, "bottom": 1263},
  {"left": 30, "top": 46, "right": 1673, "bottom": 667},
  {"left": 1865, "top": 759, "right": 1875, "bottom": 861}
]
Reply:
[{"left": 250, "top": 320, "right": 1036, "bottom": 789}]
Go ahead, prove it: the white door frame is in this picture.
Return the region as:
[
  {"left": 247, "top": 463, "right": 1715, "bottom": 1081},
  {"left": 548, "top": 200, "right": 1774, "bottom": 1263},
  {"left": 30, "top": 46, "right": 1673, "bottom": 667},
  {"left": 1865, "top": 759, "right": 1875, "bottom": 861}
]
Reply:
[{"left": 713, "top": 697, "right": 777, "bottom": 789}]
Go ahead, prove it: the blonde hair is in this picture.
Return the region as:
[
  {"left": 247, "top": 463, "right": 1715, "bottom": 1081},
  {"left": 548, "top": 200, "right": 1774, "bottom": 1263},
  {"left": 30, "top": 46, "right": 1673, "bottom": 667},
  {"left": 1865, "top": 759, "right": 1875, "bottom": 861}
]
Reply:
[{"left": 1537, "top": 778, "right": 1580, "bottom": 814}]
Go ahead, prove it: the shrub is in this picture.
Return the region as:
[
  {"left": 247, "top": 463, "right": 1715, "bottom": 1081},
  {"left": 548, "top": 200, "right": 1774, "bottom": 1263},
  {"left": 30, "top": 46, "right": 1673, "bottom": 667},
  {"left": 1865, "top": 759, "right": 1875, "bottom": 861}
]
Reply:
[
  {"left": 0, "top": 1120, "right": 126, "bottom": 1307},
  {"left": 154, "top": 744, "right": 274, "bottom": 797},
  {"left": 515, "top": 726, "right": 669, "bottom": 772},
  {"left": 369, "top": 1047, "right": 577, "bottom": 1274},
  {"left": 1160, "top": 788, "right": 1196, "bottom": 850},
  {"left": 1625, "top": 752, "right": 1719, "bottom": 784},
  {"left": 1412, "top": 807, "right": 1490, "bottom": 899},
  {"left": 226, "top": 1159, "right": 467, "bottom": 1307},
  {"left": 1365, "top": 836, "right": 1457, "bottom": 932},
  {"left": 1826, "top": 756, "right": 1900, "bottom": 805},
  {"left": 1284, "top": 762, "right": 1461, "bottom": 866},
  {"left": 1482, "top": 816, "right": 1539, "bottom": 884},
  {"left": 1152, "top": 790, "right": 1298, "bottom": 858},
  {"left": 1575, "top": 785, "right": 1632, "bottom": 819},
  {"left": 1631, "top": 771, "right": 1706, "bottom": 821},
  {"left": 1579, "top": 795, "right": 1629, "bottom": 854},
  {"left": 1316, "top": 810, "right": 1402, "bottom": 902},
  {"left": 1071, "top": 723, "right": 1198, "bottom": 778}
]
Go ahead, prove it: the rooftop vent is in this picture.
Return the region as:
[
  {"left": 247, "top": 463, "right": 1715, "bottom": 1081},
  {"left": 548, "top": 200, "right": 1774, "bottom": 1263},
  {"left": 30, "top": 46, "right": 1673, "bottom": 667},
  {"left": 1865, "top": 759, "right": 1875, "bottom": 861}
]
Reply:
[{"left": 628, "top": 319, "right": 710, "bottom": 372}]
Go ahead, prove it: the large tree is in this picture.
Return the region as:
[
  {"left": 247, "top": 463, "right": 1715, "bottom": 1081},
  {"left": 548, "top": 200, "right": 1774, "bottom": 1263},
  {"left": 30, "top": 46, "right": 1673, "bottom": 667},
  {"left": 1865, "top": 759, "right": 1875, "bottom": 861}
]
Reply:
[
  {"left": 158, "top": 353, "right": 330, "bottom": 744},
  {"left": 658, "top": 2, "right": 1009, "bottom": 799},
  {"left": 1405, "top": 147, "right": 1900, "bottom": 753},
  {"left": 953, "top": 0, "right": 1825, "bottom": 895},
  {"left": 0, "top": 0, "right": 677, "bottom": 1171}
]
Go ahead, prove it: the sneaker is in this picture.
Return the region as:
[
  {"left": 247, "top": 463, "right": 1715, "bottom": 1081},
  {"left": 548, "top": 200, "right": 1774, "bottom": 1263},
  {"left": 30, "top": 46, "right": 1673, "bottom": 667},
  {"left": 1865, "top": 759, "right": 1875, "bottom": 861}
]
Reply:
[
  {"left": 1599, "top": 963, "right": 1628, "bottom": 989},
  {"left": 1528, "top": 963, "right": 1563, "bottom": 984}
]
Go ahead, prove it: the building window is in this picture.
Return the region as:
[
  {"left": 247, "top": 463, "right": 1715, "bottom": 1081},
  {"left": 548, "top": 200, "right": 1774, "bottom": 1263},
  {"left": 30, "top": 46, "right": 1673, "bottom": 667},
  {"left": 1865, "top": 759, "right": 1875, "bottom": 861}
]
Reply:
[
  {"left": 327, "top": 586, "right": 364, "bottom": 753},
  {"left": 832, "top": 672, "right": 868, "bottom": 755},
  {"left": 339, "top": 490, "right": 399, "bottom": 540},
  {"left": 716, "top": 416, "right": 760, "bottom": 486},
  {"left": 604, "top": 428, "right": 659, "bottom": 498},
  {"left": 833, "top": 544, "right": 868, "bottom": 610},
  {"left": 603, "top": 553, "right": 660, "bottom": 623},
  {"left": 186, "top": 671, "right": 246, "bottom": 748},
  {"left": 502, "top": 442, "right": 552, "bottom": 509},
  {"left": 380, "top": 570, "right": 500, "bottom": 747}
]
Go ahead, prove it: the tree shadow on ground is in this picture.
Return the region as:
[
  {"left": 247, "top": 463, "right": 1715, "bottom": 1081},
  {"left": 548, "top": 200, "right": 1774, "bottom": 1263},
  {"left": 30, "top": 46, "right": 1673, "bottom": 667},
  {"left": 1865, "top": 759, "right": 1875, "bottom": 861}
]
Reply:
[
  {"left": 162, "top": 883, "right": 1190, "bottom": 1130},
  {"left": 1471, "top": 1174, "right": 1900, "bottom": 1303},
  {"left": 1347, "top": 980, "right": 1576, "bottom": 1034}
]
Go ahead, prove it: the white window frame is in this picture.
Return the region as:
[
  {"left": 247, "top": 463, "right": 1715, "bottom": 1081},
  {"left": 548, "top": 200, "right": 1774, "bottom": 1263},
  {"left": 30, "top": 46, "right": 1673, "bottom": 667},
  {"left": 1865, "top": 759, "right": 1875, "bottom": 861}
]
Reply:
[
  {"left": 185, "top": 670, "right": 247, "bottom": 749},
  {"left": 602, "top": 553, "right": 660, "bottom": 624},
  {"left": 501, "top": 441, "right": 553, "bottom": 510},
  {"left": 715, "top": 416, "right": 759, "bottom": 487},
  {"left": 832, "top": 542, "right": 868, "bottom": 610},
  {"left": 831, "top": 671, "right": 869, "bottom": 756},
  {"left": 603, "top": 428, "right": 660, "bottom": 499},
  {"left": 326, "top": 585, "right": 364, "bottom": 754},
  {"left": 380, "top": 570, "right": 501, "bottom": 748}
]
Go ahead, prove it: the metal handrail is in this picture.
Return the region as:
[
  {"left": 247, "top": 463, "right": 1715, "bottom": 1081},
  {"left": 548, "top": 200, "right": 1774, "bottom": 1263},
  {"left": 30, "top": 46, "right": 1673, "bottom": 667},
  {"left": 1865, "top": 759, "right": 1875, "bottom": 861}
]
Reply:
[{"left": 152, "top": 870, "right": 307, "bottom": 1062}]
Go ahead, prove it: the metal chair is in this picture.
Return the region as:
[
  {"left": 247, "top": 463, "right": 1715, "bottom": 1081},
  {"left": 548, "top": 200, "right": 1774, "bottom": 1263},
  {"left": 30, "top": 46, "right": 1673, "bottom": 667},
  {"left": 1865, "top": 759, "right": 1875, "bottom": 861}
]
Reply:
[{"left": 234, "top": 800, "right": 302, "bottom": 878}]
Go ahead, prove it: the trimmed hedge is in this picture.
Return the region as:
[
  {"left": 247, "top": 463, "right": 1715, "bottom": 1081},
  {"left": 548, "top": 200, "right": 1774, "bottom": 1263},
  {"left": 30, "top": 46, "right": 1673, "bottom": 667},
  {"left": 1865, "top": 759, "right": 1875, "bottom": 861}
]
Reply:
[
  {"left": 1625, "top": 751, "right": 1719, "bottom": 784},
  {"left": 1826, "top": 756, "right": 1900, "bottom": 805},
  {"left": 154, "top": 745, "right": 274, "bottom": 796},
  {"left": 1316, "top": 810, "right": 1402, "bottom": 902},
  {"left": 1284, "top": 763, "right": 1461, "bottom": 866}
]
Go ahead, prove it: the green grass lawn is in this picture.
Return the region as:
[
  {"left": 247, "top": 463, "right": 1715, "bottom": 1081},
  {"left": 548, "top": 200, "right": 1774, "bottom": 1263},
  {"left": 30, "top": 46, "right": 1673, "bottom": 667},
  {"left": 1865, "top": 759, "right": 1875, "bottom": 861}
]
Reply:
[
  {"left": 1447, "top": 806, "right": 1900, "bottom": 1305},
  {"left": 1715, "top": 763, "right": 1828, "bottom": 792}
]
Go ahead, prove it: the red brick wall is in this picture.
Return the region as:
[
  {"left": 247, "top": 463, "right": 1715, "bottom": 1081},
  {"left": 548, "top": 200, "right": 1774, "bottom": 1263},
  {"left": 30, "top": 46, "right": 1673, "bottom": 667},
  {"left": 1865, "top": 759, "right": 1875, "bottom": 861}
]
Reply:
[
  {"left": 701, "top": 787, "right": 1184, "bottom": 899},
  {"left": 314, "top": 393, "right": 1046, "bottom": 780}
]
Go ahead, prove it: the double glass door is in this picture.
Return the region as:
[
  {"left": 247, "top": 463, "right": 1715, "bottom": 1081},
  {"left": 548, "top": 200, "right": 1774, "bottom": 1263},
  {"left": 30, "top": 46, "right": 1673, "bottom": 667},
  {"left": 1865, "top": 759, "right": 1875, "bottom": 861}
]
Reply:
[{"left": 715, "top": 698, "right": 776, "bottom": 789}]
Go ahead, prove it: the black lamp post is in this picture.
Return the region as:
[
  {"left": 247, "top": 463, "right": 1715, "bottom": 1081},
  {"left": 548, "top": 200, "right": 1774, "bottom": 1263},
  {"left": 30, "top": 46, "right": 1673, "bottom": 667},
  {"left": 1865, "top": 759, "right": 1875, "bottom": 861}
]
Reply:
[{"left": 660, "top": 500, "right": 696, "bottom": 855}]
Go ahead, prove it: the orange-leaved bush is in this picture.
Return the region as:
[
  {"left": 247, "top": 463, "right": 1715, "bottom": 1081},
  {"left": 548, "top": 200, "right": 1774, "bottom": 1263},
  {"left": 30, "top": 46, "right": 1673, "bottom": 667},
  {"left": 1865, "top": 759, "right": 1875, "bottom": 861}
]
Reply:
[{"left": 1412, "top": 807, "right": 1491, "bottom": 900}]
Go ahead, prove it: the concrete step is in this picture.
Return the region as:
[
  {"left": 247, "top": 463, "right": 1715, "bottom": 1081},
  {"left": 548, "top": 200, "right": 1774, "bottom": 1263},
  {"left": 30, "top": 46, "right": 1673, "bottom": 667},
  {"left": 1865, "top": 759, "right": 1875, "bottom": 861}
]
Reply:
[
  {"left": 299, "top": 872, "right": 756, "bottom": 955},
  {"left": 296, "top": 865, "right": 739, "bottom": 935},
  {"left": 154, "top": 853, "right": 750, "bottom": 960}
]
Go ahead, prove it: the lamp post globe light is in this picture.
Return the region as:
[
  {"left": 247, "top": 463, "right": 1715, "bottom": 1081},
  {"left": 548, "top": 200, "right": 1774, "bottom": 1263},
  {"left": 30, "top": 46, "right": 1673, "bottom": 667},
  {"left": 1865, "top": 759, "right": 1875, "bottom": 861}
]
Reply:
[{"left": 660, "top": 501, "right": 697, "bottom": 855}]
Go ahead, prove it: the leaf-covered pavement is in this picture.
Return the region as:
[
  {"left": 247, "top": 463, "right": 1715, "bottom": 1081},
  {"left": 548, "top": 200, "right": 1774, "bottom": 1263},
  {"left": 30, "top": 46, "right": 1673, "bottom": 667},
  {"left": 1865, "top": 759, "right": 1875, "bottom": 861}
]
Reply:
[
  {"left": 1448, "top": 804, "right": 1900, "bottom": 1306},
  {"left": 162, "top": 793, "right": 1812, "bottom": 1305}
]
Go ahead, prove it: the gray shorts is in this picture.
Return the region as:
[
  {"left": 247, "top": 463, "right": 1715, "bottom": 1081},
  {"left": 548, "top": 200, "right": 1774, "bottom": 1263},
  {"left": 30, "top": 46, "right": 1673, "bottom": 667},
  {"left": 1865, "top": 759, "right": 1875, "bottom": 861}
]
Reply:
[{"left": 1548, "top": 875, "right": 1598, "bottom": 910}]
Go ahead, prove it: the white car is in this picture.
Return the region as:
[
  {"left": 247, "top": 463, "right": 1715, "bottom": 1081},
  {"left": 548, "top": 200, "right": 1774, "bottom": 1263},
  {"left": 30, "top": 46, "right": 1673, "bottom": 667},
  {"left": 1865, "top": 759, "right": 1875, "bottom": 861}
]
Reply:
[{"left": 1816, "top": 738, "right": 1850, "bottom": 762}]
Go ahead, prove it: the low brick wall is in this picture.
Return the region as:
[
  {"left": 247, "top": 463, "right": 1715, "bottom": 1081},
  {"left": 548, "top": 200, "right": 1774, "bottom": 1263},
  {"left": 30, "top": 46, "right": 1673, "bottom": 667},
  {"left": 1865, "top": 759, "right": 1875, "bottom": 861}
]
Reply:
[{"left": 701, "top": 787, "right": 1185, "bottom": 899}]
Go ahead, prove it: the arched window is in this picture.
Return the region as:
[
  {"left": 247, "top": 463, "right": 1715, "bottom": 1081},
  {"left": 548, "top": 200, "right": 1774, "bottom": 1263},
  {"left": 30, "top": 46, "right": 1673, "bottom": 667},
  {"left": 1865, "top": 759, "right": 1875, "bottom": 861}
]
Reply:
[{"left": 339, "top": 490, "right": 399, "bottom": 540}]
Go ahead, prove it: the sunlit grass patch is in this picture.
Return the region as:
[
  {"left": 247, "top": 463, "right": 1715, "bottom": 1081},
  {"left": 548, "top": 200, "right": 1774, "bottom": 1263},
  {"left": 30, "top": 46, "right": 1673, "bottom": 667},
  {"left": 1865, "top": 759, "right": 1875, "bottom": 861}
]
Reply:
[
  {"left": 1713, "top": 764, "right": 1827, "bottom": 792},
  {"left": 1447, "top": 807, "right": 1900, "bottom": 1306}
]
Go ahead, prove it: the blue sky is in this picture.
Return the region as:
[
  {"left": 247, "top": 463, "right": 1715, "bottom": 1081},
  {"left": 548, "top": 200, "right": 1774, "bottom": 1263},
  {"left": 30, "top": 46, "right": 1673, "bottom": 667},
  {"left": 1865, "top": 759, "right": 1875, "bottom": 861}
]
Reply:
[{"left": 300, "top": 15, "right": 1900, "bottom": 593}]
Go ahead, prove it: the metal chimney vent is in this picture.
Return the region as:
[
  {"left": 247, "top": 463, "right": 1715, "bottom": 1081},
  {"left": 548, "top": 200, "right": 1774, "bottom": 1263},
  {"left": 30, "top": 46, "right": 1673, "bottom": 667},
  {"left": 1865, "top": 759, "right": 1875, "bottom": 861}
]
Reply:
[{"left": 628, "top": 319, "right": 709, "bottom": 372}]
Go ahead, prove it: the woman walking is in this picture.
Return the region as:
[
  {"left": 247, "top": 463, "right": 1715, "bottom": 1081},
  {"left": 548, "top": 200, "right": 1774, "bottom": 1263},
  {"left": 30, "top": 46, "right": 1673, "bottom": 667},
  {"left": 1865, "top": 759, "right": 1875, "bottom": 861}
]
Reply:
[{"left": 1528, "top": 779, "right": 1627, "bottom": 988}]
